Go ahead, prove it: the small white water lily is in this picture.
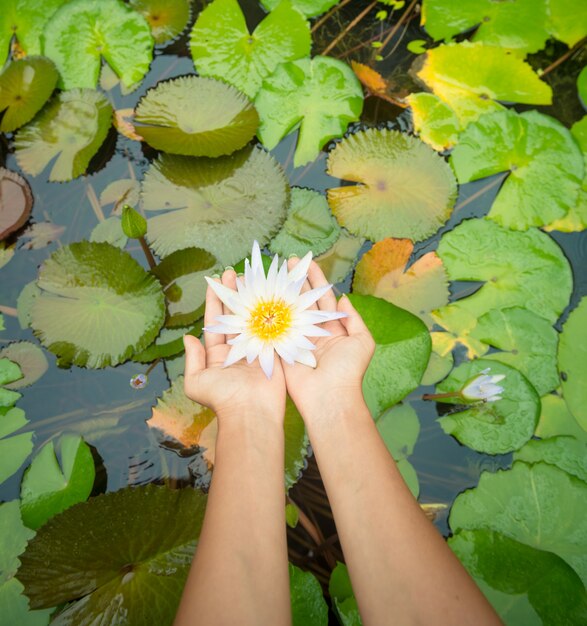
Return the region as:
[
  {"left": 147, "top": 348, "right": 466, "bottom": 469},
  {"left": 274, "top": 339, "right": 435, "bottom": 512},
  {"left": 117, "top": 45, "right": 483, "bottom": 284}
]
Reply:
[
  {"left": 461, "top": 368, "right": 506, "bottom": 402},
  {"left": 204, "top": 241, "right": 346, "bottom": 379}
]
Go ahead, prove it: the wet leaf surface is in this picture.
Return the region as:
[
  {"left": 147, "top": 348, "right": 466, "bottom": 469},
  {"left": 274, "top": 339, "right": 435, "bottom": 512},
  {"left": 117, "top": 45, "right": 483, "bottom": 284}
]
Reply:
[
  {"left": 129, "top": 0, "right": 191, "bottom": 44},
  {"left": 290, "top": 563, "right": 328, "bottom": 626},
  {"left": 407, "top": 92, "right": 460, "bottom": 151}
]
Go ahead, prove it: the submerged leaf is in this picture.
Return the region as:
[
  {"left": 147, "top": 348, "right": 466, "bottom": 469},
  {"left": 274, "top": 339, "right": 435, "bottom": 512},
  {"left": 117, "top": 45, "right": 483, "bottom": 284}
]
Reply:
[
  {"left": 269, "top": 188, "right": 340, "bottom": 258},
  {"left": 327, "top": 128, "right": 457, "bottom": 242},
  {"left": 142, "top": 148, "right": 288, "bottom": 265},
  {"left": 30, "top": 242, "right": 166, "bottom": 368},
  {"left": 407, "top": 92, "right": 460, "bottom": 151},
  {"left": 129, "top": 0, "right": 191, "bottom": 44},
  {"left": 135, "top": 76, "right": 259, "bottom": 157},
  {"left": 43, "top": 0, "right": 154, "bottom": 90},
  {"left": 436, "top": 360, "right": 540, "bottom": 454},
  {"left": 15, "top": 89, "right": 113, "bottom": 182},
  {"left": 20, "top": 221, "right": 65, "bottom": 250},
  {"left": 0, "top": 57, "right": 58, "bottom": 132},
  {"left": 18, "top": 485, "right": 206, "bottom": 623},
  {"left": 90, "top": 216, "right": 128, "bottom": 249},
  {"left": 451, "top": 110, "right": 583, "bottom": 229},
  {"left": 256, "top": 56, "right": 364, "bottom": 167},
  {"left": 0, "top": 342, "right": 48, "bottom": 390},
  {"left": 0, "top": 407, "right": 33, "bottom": 485},
  {"left": 315, "top": 229, "right": 364, "bottom": 285},
  {"left": 353, "top": 238, "right": 449, "bottom": 328},
  {"left": 190, "top": 0, "right": 311, "bottom": 99},
  {"left": 0, "top": 168, "right": 33, "bottom": 241},
  {"left": 415, "top": 42, "right": 552, "bottom": 125}
]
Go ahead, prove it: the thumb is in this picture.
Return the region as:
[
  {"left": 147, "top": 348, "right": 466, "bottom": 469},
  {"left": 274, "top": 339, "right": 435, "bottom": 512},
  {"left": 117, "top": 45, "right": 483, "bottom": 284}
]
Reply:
[{"left": 183, "top": 334, "right": 206, "bottom": 380}]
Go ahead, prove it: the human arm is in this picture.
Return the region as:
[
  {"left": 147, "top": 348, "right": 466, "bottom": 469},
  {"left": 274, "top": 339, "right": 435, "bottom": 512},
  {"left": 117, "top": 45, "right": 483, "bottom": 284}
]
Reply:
[
  {"left": 174, "top": 269, "right": 291, "bottom": 626},
  {"left": 283, "top": 262, "right": 502, "bottom": 626}
]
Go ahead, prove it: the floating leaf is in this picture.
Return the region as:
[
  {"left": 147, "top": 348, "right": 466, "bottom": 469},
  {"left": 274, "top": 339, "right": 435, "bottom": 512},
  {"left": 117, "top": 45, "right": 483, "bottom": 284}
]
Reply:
[
  {"left": 100, "top": 178, "right": 140, "bottom": 213},
  {"left": 129, "top": 0, "right": 191, "bottom": 44},
  {"left": 43, "top": 0, "right": 154, "bottom": 90},
  {"left": 0, "top": 0, "right": 69, "bottom": 66},
  {"left": 0, "top": 578, "right": 51, "bottom": 626},
  {"left": 327, "top": 129, "right": 457, "bottom": 242},
  {"left": 514, "top": 436, "right": 587, "bottom": 484},
  {"left": 351, "top": 61, "right": 405, "bottom": 107},
  {"left": 0, "top": 342, "right": 48, "bottom": 390},
  {"left": 546, "top": 0, "right": 587, "bottom": 46},
  {"left": 353, "top": 238, "right": 449, "bottom": 328},
  {"left": 558, "top": 297, "right": 587, "bottom": 431},
  {"left": 579, "top": 67, "right": 587, "bottom": 110},
  {"left": 468, "top": 307, "right": 559, "bottom": 396},
  {"left": 289, "top": 564, "right": 328, "bottom": 626},
  {"left": 375, "top": 403, "right": 420, "bottom": 461},
  {"left": 421, "top": 336, "right": 454, "bottom": 386},
  {"left": 451, "top": 110, "right": 583, "bottom": 229},
  {"left": 0, "top": 168, "right": 33, "bottom": 240},
  {"left": 90, "top": 216, "right": 128, "bottom": 249},
  {"left": 269, "top": 188, "right": 340, "bottom": 258},
  {"left": 348, "top": 294, "right": 431, "bottom": 418},
  {"left": 16, "top": 282, "right": 40, "bottom": 330},
  {"left": 134, "top": 76, "right": 259, "bottom": 157},
  {"left": 190, "top": 0, "right": 311, "bottom": 99},
  {"left": 436, "top": 360, "right": 540, "bottom": 454},
  {"left": 415, "top": 42, "right": 552, "bottom": 125},
  {"left": 142, "top": 148, "right": 289, "bottom": 265},
  {"left": 0, "top": 242, "right": 15, "bottom": 269},
  {"left": 30, "top": 242, "right": 166, "bottom": 368},
  {"left": 20, "top": 221, "right": 65, "bottom": 250},
  {"left": 449, "top": 529, "right": 587, "bottom": 625},
  {"left": 256, "top": 56, "right": 363, "bottom": 167},
  {"left": 535, "top": 393, "right": 587, "bottom": 443},
  {"left": 18, "top": 484, "right": 207, "bottom": 623},
  {"left": 15, "top": 89, "right": 113, "bottom": 182},
  {"left": 421, "top": 0, "right": 550, "bottom": 55},
  {"left": 406, "top": 92, "right": 460, "bottom": 151},
  {"left": 315, "top": 229, "right": 363, "bottom": 284},
  {"left": 435, "top": 219, "right": 572, "bottom": 340},
  {"left": 261, "top": 0, "right": 338, "bottom": 18},
  {"left": 0, "top": 407, "right": 33, "bottom": 484},
  {"left": 113, "top": 107, "right": 143, "bottom": 141},
  {"left": 21, "top": 434, "right": 96, "bottom": 530},
  {"left": 329, "top": 562, "right": 361, "bottom": 626},
  {"left": 0, "top": 57, "right": 58, "bottom": 132},
  {"left": 0, "top": 358, "right": 22, "bottom": 408},
  {"left": 450, "top": 461, "right": 587, "bottom": 586}
]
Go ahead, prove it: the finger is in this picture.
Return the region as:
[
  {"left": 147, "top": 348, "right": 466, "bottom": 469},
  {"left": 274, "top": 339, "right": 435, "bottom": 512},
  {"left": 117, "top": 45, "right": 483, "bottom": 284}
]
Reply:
[
  {"left": 338, "top": 295, "right": 371, "bottom": 337},
  {"left": 183, "top": 334, "right": 206, "bottom": 399},
  {"left": 204, "top": 276, "right": 225, "bottom": 350},
  {"left": 306, "top": 261, "right": 345, "bottom": 336},
  {"left": 221, "top": 268, "right": 239, "bottom": 342}
]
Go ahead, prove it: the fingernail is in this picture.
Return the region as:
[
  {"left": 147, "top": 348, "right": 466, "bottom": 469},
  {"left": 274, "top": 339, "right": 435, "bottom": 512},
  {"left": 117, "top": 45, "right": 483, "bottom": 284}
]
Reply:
[
  {"left": 210, "top": 273, "right": 220, "bottom": 279},
  {"left": 288, "top": 254, "right": 298, "bottom": 259},
  {"left": 237, "top": 272, "right": 244, "bottom": 278},
  {"left": 224, "top": 266, "right": 234, "bottom": 272}
]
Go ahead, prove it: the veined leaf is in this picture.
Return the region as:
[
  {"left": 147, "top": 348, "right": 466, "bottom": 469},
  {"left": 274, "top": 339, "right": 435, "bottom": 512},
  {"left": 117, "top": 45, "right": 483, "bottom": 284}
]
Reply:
[{"left": 129, "top": 0, "right": 192, "bottom": 44}]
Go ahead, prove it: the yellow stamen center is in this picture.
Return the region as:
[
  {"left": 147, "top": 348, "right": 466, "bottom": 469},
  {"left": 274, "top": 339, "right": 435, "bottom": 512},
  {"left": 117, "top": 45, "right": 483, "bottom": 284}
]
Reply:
[{"left": 248, "top": 299, "right": 292, "bottom": 341}]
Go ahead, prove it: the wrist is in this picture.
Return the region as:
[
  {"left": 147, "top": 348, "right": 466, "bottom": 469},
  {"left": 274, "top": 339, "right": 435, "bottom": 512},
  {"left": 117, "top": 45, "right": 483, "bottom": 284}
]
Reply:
[{"left": 299, "top": 387, "right": 371, "bottom": 433}]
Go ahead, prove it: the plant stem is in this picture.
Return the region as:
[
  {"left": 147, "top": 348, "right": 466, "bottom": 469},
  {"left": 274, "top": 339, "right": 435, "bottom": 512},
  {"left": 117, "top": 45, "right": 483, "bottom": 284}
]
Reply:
[
  {"left": 378, "top": 0, "right": 419, "bottom": 52},
  {"left": 541, "top": 36, "right": 587, "bottom": 77},
  {"left": 321, "top": 0, "right": 379, "bottom": 57},
  {"left": 138, "top": 236, "right": 157, "bottom": 269},
  {"left": 145, "top": 358, "right": 160, "bottom": 376},
  {"left": 422, "top": 391, "right": 461, "bottom": 401},
  {"left": 287, "top": 496, "right": 321, "bottom": 545},
  {"left": 311, "top": 0, "right": 353, "bottom": 33},
  {"left": 338, "top": 22, "right": 398, "bottom": 58},
  {"left": 86, "top": 182, "right": 105, "bottom": 222},
  {"left": 454, "top": 173, "right": 507, "bottom": 212},
  {"left": 0, "top": 305, "right": 17, "bottom": 317}
]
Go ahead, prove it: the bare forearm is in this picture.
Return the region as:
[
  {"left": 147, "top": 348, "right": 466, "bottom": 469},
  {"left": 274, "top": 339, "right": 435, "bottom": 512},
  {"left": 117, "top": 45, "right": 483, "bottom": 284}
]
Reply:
[
  {"left": 306, "top": 395, "right": 501, "bottom": 626},
  {"left": 175, "top": 414, "right": 291, "bottom": 626}
]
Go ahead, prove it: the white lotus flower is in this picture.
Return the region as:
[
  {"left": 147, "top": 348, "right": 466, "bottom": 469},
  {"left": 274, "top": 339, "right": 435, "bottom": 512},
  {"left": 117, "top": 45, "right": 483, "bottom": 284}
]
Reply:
[
  {"left": 204, "top": 242, "right": 346, "bottom": 379},
  {"left": 461, "top": 368, "right": 506, "bottom": 403}
]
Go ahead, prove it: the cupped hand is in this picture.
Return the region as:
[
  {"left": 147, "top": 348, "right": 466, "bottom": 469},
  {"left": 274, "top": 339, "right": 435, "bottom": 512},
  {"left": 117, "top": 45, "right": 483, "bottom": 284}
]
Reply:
[
  {"left": 282, "top": 260, "right": 375, "bottom": 419},
  {"left": 183, "top": 269, "right": 286, "bottom": 425}
]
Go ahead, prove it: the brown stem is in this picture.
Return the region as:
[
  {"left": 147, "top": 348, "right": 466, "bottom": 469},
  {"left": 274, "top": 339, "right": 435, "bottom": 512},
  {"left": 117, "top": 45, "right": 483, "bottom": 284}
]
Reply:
[
  {"left": 379, "top": 0, "right": 419, "bottom": 51},
  {"left": 338, "top": 22, "right": 397, "bottom": 58},
  {"left": 321, "top": 0, "right": 379, "bottom": 56},
  {"left": 311, "top": 0, "right": 353, "bottom": 33},
  {"left": 541, "top": 36, "right": 587, "bottom": 77},
  {"left": 288, "top": 496, "right": 322, "bottom": 545},
  {"left": 145, "top": 358, "right": 161, "bottom": 376},
  {"left": 422, "top": 391, "right": 461, "bottom": 401},
  {"left": 0, "top": 305, "right": 18, "bottom": 317},
  {"left": 139, "top": 236, "right": 157, "bottom": 270},
  {"left": 86, "top": 183, "right": 105, "bottom": 222}
]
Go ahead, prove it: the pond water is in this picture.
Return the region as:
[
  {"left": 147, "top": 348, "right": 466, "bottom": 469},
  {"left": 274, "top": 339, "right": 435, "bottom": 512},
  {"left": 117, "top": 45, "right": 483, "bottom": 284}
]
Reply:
[{"left": 1, "top": 0, "right": 586, "bottom": 624}]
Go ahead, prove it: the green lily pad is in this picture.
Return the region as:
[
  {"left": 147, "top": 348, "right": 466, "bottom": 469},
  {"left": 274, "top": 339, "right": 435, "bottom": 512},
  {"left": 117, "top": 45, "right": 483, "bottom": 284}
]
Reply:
[
  {"left": 132, "top": 324, "right": 202, "bottom": 363},
  {"left": 142, "top": 147, "right": 289, "bottom": 265},
  {"left": 261, "top": 0, "right": 338, "bottom": 18},
  {"left": 21, "top": 434, "right": 96, "bottom": 530},
  {"left": 468, "top": 307, "right": 559, "bottom": 396},
  {"left": 546, "top": 0, "right": 587, "bottom": 46},
  {"left": 329, "top": 562, "right": 361, "bottom": 626},
  {"left": 190, "top": 0, "right": 311, "bottom": 99},
  {"left": 406, "top": 92, "right": 460, "bottom": 151},
  {"left": 450, "top": 461, "right": 587, "bottom": 586},
  {"left": 449, "top": 529, "right": 587, "bottom": 625},
  {"left": 0, "top": 242, "right": 15, "bottom": 270},
  {"left": 348, "top": 294, "right": 431, "bottom": 418},
  {"left": 558, "top": 297, "right": 587, "bottom": 431},
  {"left": 0, "top": 342, "right": 48, "bottom": 390},
  {"left": 579, "top": 67, "right": 587, "bottom": 110},
  {"left": 415, "top": 42, "right": 552, "bottom": 125},
  {"left": 536, "top": 393, "right": 587, "bottom": 443},
  {"left": 30, "top": 242, "right": 166, "bottom": 368},
  {"left": 0, "top": 578, "right": 51, "bottom": 626},
  {"left": 436, "top": 360, "right": 540, "bottom": 454},
  {"left": 451, "top": 109, "right": 584, "bottom": 229},
  {"left": 90, "top": 216, "right": 128, "bottom": 249},
  {"left": 327, "top": 129, "right": 457, "bottom": 242},
  {"left": 18, "top": 484, "right": 207, "bottom": 623},
  {"left": 375, "top": 403, "right": 420, "bottom": 461},
  {"left": 0, "top": 0, "right": 69, "bottom": 67},
  {"left": 134, "top": 76, "right": 259, "bottom": 157},
  {"left": 0, "top": 57, "right": 58, "bottom": 133},
  {"left": 290, "top": 563, "right": 328, "bottom": 626},
  {"left": 16, "top": 282, "right": 40, "bottom": 330},
  {"left": 421, "top": 0, "right": 550, "bottom": 55},
  {"left": 256, "top": 56, "right": 364, "bottom": 167},
  {"left": 0, "top": 358, "right": 23, "bottom": 408},
  {"left": 435, "top": 218, "right": 573, "bottom": 338},
  {"left": 421, "top": 336, "right": 454, "bottom": 386},
  {"left": 15, "top": 89, "right": 113, "bottom": 182},
  {"left": 129, "top": 0, "right": 191, "bottom": 44},
  {"left": 43, "top": 0, "right": 154, "bottom": 90},
  {"left": 353, "top": 238, "right": 449, "bottom": 328},
  {"left": 315, "top": 229, "right": 363, "bottom": 284},
  {"left": 397, "top": 458, "right": 420, "bottom": 499},
  {"left": 514, "top": 436, "right": 587, "bottom": 483},
  {"left": 0, "top": 167, "right": 33, "bottom": 241},
  {"left": 269, "top": 188, "right": 340, "bottom": 258},
  {"left": 0, "top": 407, "right": 33, "bottom": 485}
]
